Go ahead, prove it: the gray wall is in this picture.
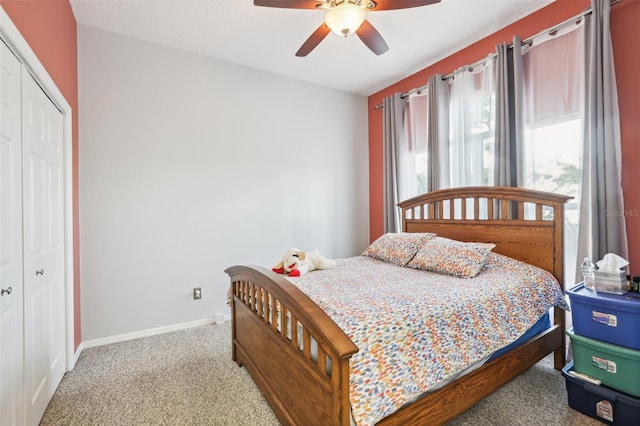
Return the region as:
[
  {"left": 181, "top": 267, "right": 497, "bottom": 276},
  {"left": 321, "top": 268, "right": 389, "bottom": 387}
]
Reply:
[{"left": 78, "top": 25, "right": 369, "bottom": 341}]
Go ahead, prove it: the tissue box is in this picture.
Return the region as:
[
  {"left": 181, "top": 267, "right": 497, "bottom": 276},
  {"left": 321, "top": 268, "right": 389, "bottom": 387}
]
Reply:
[{"left": 595, "top": 270, "right": 627, "bottom": 294}]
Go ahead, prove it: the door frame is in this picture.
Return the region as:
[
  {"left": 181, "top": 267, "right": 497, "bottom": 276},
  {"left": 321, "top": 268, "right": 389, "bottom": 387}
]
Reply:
[{"left": 1, "top": 6, "right": 76, "bottom": 371}]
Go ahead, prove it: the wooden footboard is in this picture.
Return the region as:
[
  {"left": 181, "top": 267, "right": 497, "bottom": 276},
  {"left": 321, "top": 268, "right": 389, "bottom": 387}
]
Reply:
[{"left": 225, "top": 265, "right": 358, "bottom": 426}]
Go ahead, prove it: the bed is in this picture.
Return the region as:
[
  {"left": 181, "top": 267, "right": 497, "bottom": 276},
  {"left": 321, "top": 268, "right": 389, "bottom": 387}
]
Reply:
[{"left": 225, "top": 186, "right": 571, "bottom": 425}]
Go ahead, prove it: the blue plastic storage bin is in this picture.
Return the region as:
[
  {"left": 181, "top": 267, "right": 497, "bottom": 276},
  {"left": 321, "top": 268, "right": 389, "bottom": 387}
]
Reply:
[
  {"left": 567, "top": 284, "right": 640, "bottom": 350},
  {"left": 563, "top": 362, "right": 640, "bottom": 425}
]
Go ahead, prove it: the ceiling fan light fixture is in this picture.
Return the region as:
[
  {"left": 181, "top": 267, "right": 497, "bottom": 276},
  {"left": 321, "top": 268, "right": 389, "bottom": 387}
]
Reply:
[{"left": 324, "top": 4, "right": 366, "bottom": 37}]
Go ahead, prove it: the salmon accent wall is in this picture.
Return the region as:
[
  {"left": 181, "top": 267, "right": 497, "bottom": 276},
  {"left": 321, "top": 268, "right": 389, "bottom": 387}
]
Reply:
[
  {"left": 1, "top": 0, "right": 81, "bottom": 349},
  {"left": 610, "top": 0, "right": 640, "bottom": 277},
  {"left": 367, "top": 0, "right": 640, "bottom": 276}
]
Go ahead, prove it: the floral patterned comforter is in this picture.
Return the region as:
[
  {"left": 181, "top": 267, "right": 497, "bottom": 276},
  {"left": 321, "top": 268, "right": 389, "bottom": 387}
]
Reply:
[{"left": 285, "top": 253, "right": 566, "bottom": 426}]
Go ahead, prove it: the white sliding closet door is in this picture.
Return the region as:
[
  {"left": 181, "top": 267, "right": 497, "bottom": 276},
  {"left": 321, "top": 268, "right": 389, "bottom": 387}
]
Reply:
[
  {"left": 21, "top": 66, "right": 66, "bottom": 425},
  {"left": 0, "top": 39, "right": 25, "bottom": 426}
]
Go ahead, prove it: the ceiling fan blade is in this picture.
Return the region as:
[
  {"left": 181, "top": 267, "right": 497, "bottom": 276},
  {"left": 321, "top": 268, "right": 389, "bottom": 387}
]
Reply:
[
  {"left": 296, "top": 24, "right": 331, "bottom": 57},
  {"left": 367, "top": 0, "right": 440, "bottom": 11},
  {"left": 254, "top": 0, "right": 326, "bottom": 9},
  {"left": 356, "top": 20, "right": 389, "bottom": 55}
]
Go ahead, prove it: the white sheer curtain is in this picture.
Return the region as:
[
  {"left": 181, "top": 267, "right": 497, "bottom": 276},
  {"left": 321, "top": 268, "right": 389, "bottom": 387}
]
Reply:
[
  {"left": 448, "top": 61, "right": 496, "bottom": 189},
  {"left": 521, "top": 22, "right": 584, "bottom": 285},
  {"left": 406, "top": 91, "right": 427, "bottom": 196}
]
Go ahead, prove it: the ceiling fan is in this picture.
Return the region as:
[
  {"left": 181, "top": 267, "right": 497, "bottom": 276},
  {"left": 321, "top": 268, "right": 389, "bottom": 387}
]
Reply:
[{"left": 254, "top": 0, "right": 441, "bottom": 57}]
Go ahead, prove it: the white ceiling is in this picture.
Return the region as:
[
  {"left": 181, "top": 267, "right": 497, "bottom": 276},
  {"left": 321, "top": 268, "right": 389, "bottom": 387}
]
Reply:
[{"left": 70, "top": 0, "right": 554, "bottom": 96}]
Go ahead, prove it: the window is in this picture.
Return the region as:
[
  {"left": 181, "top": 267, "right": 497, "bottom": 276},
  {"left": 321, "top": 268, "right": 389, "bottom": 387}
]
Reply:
[
  {"left": 401, "top": 22, "right": 584, "bottom": 283},
  {"left": 522, "top": 24, "right": 584, "bottom": 284}
]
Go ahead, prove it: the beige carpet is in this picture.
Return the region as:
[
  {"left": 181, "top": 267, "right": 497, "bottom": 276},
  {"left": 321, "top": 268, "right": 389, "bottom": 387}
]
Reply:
[{"left": 41, "top": 323, "right": 601, "bottom": 426}]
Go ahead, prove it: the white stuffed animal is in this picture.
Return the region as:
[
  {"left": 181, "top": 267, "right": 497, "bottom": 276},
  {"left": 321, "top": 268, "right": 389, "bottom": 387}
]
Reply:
[{"left": 272, "top": 248, "right": 337, "bottom": 277}]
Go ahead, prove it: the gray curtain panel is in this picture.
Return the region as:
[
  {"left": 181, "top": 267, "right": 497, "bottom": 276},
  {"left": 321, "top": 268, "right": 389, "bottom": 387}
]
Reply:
[
  {"left": 577, "top": 0, "right": 628, "bottom": 266},
  {"left": 494, "top": 36, "right": 524, "bottom": 188},
  {"left": 427, "top": 74, "right": 450, "bottom": 192},
  {"left": 382, "top": 93, "right": 406, "bottom": 233}
]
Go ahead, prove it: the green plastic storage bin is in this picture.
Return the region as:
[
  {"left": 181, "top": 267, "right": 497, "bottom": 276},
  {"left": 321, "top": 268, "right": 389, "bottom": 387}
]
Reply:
[{"left": 567, "top": 328, "right": 640, "bottom": 398}]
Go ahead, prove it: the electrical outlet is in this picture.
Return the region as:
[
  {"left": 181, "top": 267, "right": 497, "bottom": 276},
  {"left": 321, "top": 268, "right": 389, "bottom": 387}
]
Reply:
[{"left": 193, "top": 287, "right": 202, "bottom": 300}]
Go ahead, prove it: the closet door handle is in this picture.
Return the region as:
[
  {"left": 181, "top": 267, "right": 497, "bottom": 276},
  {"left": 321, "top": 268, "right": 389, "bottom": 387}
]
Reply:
[
  {"left": 36, "top": 269, "right": 44, "bottom": 276},
  {"left": 1, "top": 287, "right": 12, "bottom": 296}
]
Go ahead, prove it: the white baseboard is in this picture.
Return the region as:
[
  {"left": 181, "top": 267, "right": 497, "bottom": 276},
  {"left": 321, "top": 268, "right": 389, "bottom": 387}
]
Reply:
[
  {"left": 217, "top": 313, "right": 232, "bottom": 323},
  {"left": 73, "top": 344, "right": 82, "bottom": 367},
  {"left": 75, "top": 316, "right": 232, "bottom": 361}
]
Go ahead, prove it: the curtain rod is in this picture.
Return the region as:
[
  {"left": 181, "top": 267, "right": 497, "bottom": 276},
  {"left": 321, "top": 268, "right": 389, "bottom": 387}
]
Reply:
[{"left": 373, "top": 0, "right": 622, "bottom": 110}]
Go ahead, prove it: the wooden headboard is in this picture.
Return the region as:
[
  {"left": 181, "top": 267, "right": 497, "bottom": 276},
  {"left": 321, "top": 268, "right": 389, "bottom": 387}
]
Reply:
[{"left": 397, "top": 186, "right": 572, "bottom": 287}]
